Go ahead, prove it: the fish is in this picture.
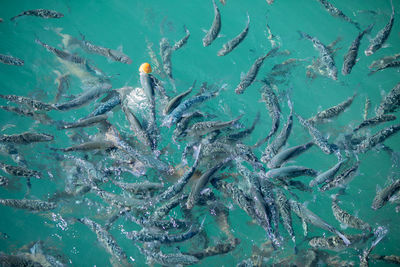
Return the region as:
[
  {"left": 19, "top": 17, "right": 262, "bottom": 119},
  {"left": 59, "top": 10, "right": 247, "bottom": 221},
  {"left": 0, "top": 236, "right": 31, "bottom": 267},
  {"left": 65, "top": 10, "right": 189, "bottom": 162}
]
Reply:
[
  {"left": 217, "top": 14, "right": 250, "bottom": 56},
  {"left": 274, "top": 189, "right": 296, "bottom": 249},
  {"left": 376, "top": 82, "right": 400, "bottom": 116},
  {"left": 298, "top": 31, "right": 338, "bottom": 80},
  {"left": 159, "top": 38, "right": 173, "bottom": 79},
  {"left": 53, "top": 71, "right": 71, "bottom": 103},
  {"left": 124, "top": 223, "right": 200, "bottom": 243},
  {"left": 261, "top": 100, "right": 293, "bottom": 164},
  {"left": 371, "top": 254, "right": 400, "bottom": 265},
  {"left": 235, "top": 47, "right": 279, "bottom": 94},
  {"left": 309, "top": 233, "right": 372, "bottom": 251},
  {"left": 173, "top": 111, "right": 206, "bottom": 140},
  {"left": 185, "top": 238, "right": 240, "bottom": 260},
  {"left": 289, "top": 199, "right": 351, "bottom": 245},
  {"left": 35, "top": 38, "right": 87, "bottom": 65},
  {"left": 150, "top": 193, "right": 188, "bottom": 221},
  {"left": 185, "top": 115, "right": 242, "bottom": 138},
  {"left": 113, "top": 181, "right": 163, "bottom": 195},
  {"left": 331, "top": 196, "right": 371, "bottom": 231},
  {"left": 363, "top": 97, "right": 371, "bottom": 120},
  {"left": 92, "top": 186, "right": 146, "bottom": 208},
  {"left": 0, "top": 253, "right": 44, "bottom": 266},
  {"left": 296, "top": 114, "right": 336, "bottom": 154},
  {"left": 369, "top": 52, "right": 400, "bottom": 69},
  {"left": 154, "top": 145, "right": 202, "bottom": 202},
  {"left": 122, "top": 105, "right": 152, "bottom": 148},
  {"left": 203, "top": 0, "right": 221, "bottom": 47},
  {"left": 163, "top": 81, "right": 194, "bottom": 115},
  {"left": 0, "top": 132, "right": 53, "bottom": 145},
  {"left": 320, "top": 161, "right": 359, "bottom": 191},
  {"left": 359, "top": 227, "right": 388, "bottom": 267},
  {"left": 186, "top": 159, "right": 229, "bottom": 209},
  {"left": 0, "top": 104, "right": 53, "bottom": 123},
  {"left": 264, "top": 165, "right": 318, "bottom": 180},
  {"left": 0, "top": 54, "right": 24, "bottom": 66},
  {"left": 365, "top": 0, "right": 395, "bottom": 56},
  {"left": 253, "top": 83, "right": 281, "bottom": 147},
  {"left": 61, "top": 114, "right": 108, "bottom": 129},
  {"left": 162, "top": 87, "right": 221, "bottom": 128},
  {"left": 77, "top": 217, "right": 129, "bottom": 265},
  {"left": 316, "top": 0, "right": 360, "bottom": 29},
  {"left": 55, "top": 82, "right": 112, "bottom": 111},
  {"left": 0, "top": 94, "right": 56, "bottom": 111},
  {"left": 342, "top": 25, "right": 373, "bottom": 75},
  {"left": 56, "top": 141, "right": 115, "bottom": 152},
  {"left": 226, "top": 111, "right": 260, "bottom": 142},
  {"left": 368, "top": 60, "right": 400, "bottom": 76},
  {"left": 372, "top": 179, "right": 400, "bottom": 210},
  {"left": 268, "top": 142, "right": 314, "bottom": 169},
  {"left": 138, "top": 246, "right": 199, "bottom": 266},
  {"left": 79, "top": 33, "right": 132, "bottom": 64},
  {"left": 172, "top": 25, "right": 191, "bottom": 51},
  {"left": 0, "top": 175, "right": 8, "bottom": 187},
  {"left": 309, "top": 160, "right": 345, "bottom": 187},
  {"left": 10, "top": 9, "right": 63, "bottom": 21},
  {"left": 356, "top": 124, "right": 400, "bottom": 153},
  {"left": 353, "top": 114, "right": 396, "bottom": 132},
  {"left": 0, "top": 162, "right": 40, "bottom": 178},
  {"left": 0, "top": 199, "right": 57, "bottom": 211}
]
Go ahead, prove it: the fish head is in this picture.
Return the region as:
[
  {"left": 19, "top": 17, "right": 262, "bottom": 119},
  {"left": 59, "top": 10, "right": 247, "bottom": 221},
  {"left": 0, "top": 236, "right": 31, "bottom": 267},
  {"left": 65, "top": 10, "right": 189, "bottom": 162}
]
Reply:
[{"left": 364, "top": 48, "right": 373, "bottom": 56}]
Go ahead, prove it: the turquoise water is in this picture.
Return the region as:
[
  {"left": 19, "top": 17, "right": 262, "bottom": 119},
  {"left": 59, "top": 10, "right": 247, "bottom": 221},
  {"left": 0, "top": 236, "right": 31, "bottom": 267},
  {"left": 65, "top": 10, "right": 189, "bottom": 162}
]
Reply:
[{"left": 0, "top": 0, "right": 400, "bottom": 266}]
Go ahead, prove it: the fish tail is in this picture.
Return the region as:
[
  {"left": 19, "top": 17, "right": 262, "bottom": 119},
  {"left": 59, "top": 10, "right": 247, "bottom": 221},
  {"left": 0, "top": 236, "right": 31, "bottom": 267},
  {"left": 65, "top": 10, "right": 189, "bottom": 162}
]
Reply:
[
  {"left": 297, "top": 30, "right": 308, "bottom": 40},
  {"left": 336, "top": 230, "right": 351, "bottom": 245},
  {"left": 10, "top": 14, "right": 22, "bottom": 21}
]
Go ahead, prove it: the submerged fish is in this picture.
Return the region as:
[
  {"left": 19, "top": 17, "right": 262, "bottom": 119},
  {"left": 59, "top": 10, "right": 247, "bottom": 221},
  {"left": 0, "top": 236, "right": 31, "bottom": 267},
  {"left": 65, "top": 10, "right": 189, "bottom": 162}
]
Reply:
[
  {"left": 353, "top": 114, "right": 396, "bottom": 132},
  {"left": 265, "top": 165, "right": 318, "bottom": 180},
  {"left": 53, "top": 71, "right": 71, "bottom": 103},
  {"left": 11, "top": 9, "right": 63, "bottom": 21},
  {"left": 35, "top": 38, "right": 86, "bottom": 65},
  {"left": 0, "top": 132, "right": 53, "bottom": 145},
  {"left": 356, "top": 124, "right": 400, "bottom": 153},
  {"left": 376, "top": 82, "right": 400, "bottom": 116},
  {"left": 308, "top": 94, "right": 356, "bottom": 124},
  {"left": 342, "top": 25, "right": 373, "bottom": 75},
  {"left": 61, "top": 114, "right": 108, "bottom": 129},
  {"left": 268, "top": 142, "right": 314, "bottom": 169},
  {"left": 365, "top": 0, "right": 395, "bottom": 56},
  {"left": 299, "top": 31, "right": 338, "bottom": 80},
  {"left": 163, "top": 82, "right": 194, "bottom": 115},
  {"left": 320, "top": 161, "right": 359, "bottom": 191},
  {"left": 369, "top": 52, "right": 400, "bottom": 69},
  {"left": 309, "top": 233, "right": 371, "bottom": 251},
  {"left": 185, "top": 115, "right": 242, "bottom": 138},
  {"left": 138, "top": 246, "right": 199, "bottom": 266},
  {"left": 0, "top": 94, "right": 56, "bottom": 111},
  {"left": 217, "top": 14, "right": 250, "bottom": 56},
  {"left": 309, "top": 160, "right": 345, "bottom": 187},
  {"left": 372, "top": 179, "right": 400, "bottom": 210},
  {"left": 235, "top": 47, "right": 279, "bottom": 94},
  {"left": 0, "top": 162, "right": 40, "bottom": 178},
  {"left": 0, "top": 54, "right": 24, "bottom": 66},
  {"left": 316, "top": 0, "right": 360, "bottom": 29},
  {"left": 363, "top": 97, "right": 371, "bottom": 120},
  {"left": 331, "top": 196, "right": 371, "bottom": 231},
  {"left": 203, "top": 0, "right": 221, "bottom": 47},
  {"left": 368, "top": 60, "right": 400, "bottom": 76},
  {"left": 0, "top": 199, "right": 57, "bottom": 211}
]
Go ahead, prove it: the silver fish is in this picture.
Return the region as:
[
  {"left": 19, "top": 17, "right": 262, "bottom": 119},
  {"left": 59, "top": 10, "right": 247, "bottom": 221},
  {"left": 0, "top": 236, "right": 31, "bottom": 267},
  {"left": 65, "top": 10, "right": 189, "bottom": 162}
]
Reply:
[
  {"left": 78, "top": 217, "right": 129, "bottom": 265},
  {"left": 309, "top": 233, "right": 372, "bottom": 251},
  {"left": 113, "top": 181, "right": 163, "bottom": 195},
  {"left": 138, "top": 246, "right": 199, "bottom": 266},
  {"left": 125, "top": 224, "right": 200, "bottom": 243},
  {"left": 226, "top": 111, "right": 260, "bottom": 142},
  {"left": 371, "top": 254, "right": 400, "bottom": 264},
  {"left": 0, "top": 94, "right": 56, "bottom": 111},
  {"left": 289, "top": 199, "right": 351, "bottom": 245},
  {"left": 331, "top": 196, "right": 371, "bottom": 231},
  {"left": 217, "top": 14, "right": 250, "bottom": 56},
  {"left": 0, "top": 253, "right": 43, "bottom": 266},
  {"left": 264, "top": 165, "right": 318, "bottom": 180},
  {"left": 11, "top": 9, "right": 63, "bottom": 21},
  {"left": 356, "top": 124, "right": 400, "bottom": 153},
  {"left": 320, "top": 161, "right": 359, "bottom": 191},
  {"left": 359, "top": 227, "right": 388, "bottom": 267},
  {"left": 316, "top": 0, "right": 360, "bottom": 29},
  {"left": 57, "top": 141, "right": 115, "bottom": 152},
  {"left": 342, "top": 25, "right": 373, "bottom": 75},
  {"left": 203, "top": 0, "right": 221, "bottom": 47},
  {"left": 55, "top": 82, "right": 112, "bottom": 111},
  {"left": 376, "top": 82, "right": 400, "bottom": 116},
  {"left": 172, "top": 25, "right": 191, "bottom": 51},
  {"left": 0, "top": 162, "right": 40, "bottom": 178},
  {"left": 309, "top": 160, "right": 345, "bottom": 187},
  {"left": 275, "top": 188, "right": 296, "bottom": 248},
  {"left": 365, "top": 0, "right": 395, "bottom": 56},
  {"left": 0, "top": 54, "right": 24, "bottom": 66},
  {"left": 0, "top": 132, "right": 53, "bottom": 144},
  {"left": 163, "top": 81, "right": 194, "bottom": 115},
  {"left": 363, "top": 97, "right": 371, "bottom": 120},
  {"left": 296, "top": 114, "right": 336, "bottom": 154},
  {"left": 369, "top": 52, "right": 400, "bottom": 69},
  {"left": 0, "top": 199, "right": 57, "bottom": 211},
  {"left": 368, "top": 60, "right": 400, "bottom": 76},
  {"left": 122, "top": 105, "right": 152, "bottom": 148},
  {"left": 308, "top": 92, "right": 355, "bottom": 125},
  {"left": 372, "top": 179, "right": 400, "bottom": 210},
  {"left": 53, "top": 72, "right": 71, "bottom": 103},
  {"left": 268, "top": 142, "right": 314, "bottom": 169},
  {"left": 35, "top": 38, "right": 86, "bottom": 65},
  {"left": 185, "top": 238, "right": 240, "bottom": 260},
  {"left": 299, "top": 31, "right": 338, "bottom": 80},
  {"left": 235, "top": 47, "right": 279, "bottom": 94},
  {"left": 261, "top": 100, "right": 293, "bottom": 164},
  {"left": 79, "top": 34, "right": 132, "bottom": 64},
  {"left": 61, "top": 114, "right": 108, "bottom": 129},
  {"left": 253, "top": 83, "right": 281, "bottom": 147},
  {"left": 353, "top": 114, "right": 396, "bottom": 132},
  {"left": 185, "top": 115, "right": 242, "bottom": 137},
  {"left": 160, "top": 38, "right": 173, "bottom": 79}
]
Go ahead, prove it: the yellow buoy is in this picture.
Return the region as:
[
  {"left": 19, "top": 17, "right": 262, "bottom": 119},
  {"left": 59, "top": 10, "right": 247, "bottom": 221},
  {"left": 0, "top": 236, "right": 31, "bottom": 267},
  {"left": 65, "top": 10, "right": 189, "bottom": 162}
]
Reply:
[{"left": 139, "top": 62, "right": 152, "bottom": 74}]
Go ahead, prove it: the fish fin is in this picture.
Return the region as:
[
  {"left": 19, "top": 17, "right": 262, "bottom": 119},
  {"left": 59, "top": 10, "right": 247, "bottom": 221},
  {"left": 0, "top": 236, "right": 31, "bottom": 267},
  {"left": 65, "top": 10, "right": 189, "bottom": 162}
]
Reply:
[
  {"left": 217, "top": 33, "right": 226, "bottom": 38},
  {"left": 201, "top": 28, "right": 208, "bottom": 33},
  {"left": 382, "top": 43, "right": 391, "bottom": 49}
]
